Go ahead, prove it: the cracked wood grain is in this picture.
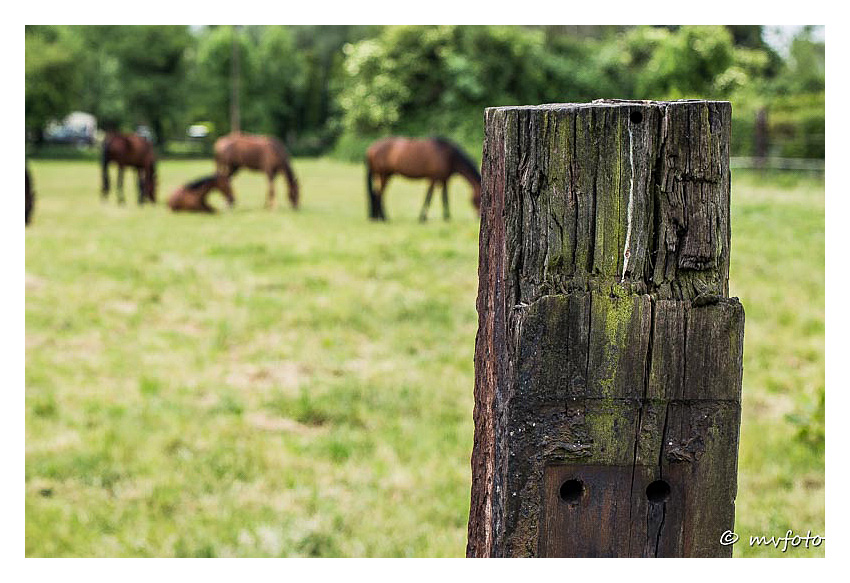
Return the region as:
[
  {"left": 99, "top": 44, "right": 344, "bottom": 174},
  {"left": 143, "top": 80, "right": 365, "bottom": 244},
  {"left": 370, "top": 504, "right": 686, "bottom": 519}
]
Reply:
[{"left": 468, "top": 100, "right": 744, "bottom": 558}]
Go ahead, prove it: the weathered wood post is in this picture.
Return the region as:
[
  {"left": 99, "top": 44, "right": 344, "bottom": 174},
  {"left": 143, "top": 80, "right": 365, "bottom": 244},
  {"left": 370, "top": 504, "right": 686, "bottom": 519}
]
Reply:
[{"left": 467, "top": 100, "right": 744, "bottom": 558}]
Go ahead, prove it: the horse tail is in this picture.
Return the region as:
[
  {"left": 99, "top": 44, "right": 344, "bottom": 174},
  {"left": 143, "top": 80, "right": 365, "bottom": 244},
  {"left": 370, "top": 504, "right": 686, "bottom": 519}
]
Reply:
[
  {"left": 281, "top": 159, "right": 299, "bottom": 209},
  {"left": 365, "top": 157, "right": 381, "bottom": 220}
]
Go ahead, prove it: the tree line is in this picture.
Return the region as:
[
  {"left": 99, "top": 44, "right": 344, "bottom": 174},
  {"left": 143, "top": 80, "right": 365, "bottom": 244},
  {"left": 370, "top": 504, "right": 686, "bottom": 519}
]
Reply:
[{"left": 25, "top": 25, "right": 825, "bottom": 160}]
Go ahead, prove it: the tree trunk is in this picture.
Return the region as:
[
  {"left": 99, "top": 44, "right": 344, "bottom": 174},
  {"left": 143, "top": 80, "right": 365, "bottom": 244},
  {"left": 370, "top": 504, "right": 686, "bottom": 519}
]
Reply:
[{"left": 468, "top": 100, "right": 744, "bottom": 558}]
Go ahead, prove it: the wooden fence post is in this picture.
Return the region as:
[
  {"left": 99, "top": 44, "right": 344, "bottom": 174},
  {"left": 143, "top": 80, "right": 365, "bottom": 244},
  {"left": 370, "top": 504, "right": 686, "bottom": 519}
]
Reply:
[{"left": 467, "top": 100, "right": 744, "bottom": 558}]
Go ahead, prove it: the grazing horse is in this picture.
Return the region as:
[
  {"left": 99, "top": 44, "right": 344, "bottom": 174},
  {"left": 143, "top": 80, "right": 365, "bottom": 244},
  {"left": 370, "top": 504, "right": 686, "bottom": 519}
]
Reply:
[
  {"left": 26, "top": 168, "right": 35, "bottom": 225},
  {"left": 101, "top": 132, "right": 157, "bottom": 204},
  {"left": 213, "top": 132, "right": 299, "bottom": 210},
  {"left": 167, "top": 174, "right": 235, "bottom": 213},
  {"left": 365, "top": 137, "right": 482, "bottom": 222}
]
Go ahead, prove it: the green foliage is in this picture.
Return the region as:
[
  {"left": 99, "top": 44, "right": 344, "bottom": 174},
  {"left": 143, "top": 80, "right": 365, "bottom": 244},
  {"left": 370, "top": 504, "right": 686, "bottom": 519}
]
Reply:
[
  {"left": 84, "top": 25, "right": 193, "bottom": 143},
  {"left": 246, "top": 27, "right": 307, "bottom": 139},
  {"left": 332, "top": 24, "right": 822, "bottom": 161},
  {"left": 25, "top": 26, "right": 84, "bottom": 139},
  {"left": 636, "top": 26, "right": 735, "bottom": 98},
  {"left": 767, "top": 93, "right": 826, "bottom": 159},
  {"left": 187, "top": 26, "right": 370, "bottom": 155},
  {"left": 185, "top": 26, "right": 242, "bottom": 137},
  {"left": 776, "top": 27, "right": 825, "bottom": 95},
  {"left": 335, "top": 25, "right": 568, "bottom": 159},
  {"left": 26, "top": 26, "right": 193, "bottom": 144},
  {"left": 189, "top": 26, "right": 309, "bottom": 140},
  {"left": 25, "top": 25, "right": 824, "bottom": 160},
  {"left": 116, "top": 26, "right": 194, "bottom": 143}
]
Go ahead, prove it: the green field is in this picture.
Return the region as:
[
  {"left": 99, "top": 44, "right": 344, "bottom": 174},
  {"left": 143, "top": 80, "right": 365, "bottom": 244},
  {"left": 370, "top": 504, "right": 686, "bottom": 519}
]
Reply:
[{"left": 25, "top": 159, "right": 824, "bottom": 557}]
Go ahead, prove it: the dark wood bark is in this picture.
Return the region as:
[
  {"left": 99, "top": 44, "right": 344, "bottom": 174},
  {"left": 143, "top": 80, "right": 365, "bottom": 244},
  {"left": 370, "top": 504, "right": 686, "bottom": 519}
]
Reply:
[{"left": 468, "top": 100, "right": 744, "bottom": 558}]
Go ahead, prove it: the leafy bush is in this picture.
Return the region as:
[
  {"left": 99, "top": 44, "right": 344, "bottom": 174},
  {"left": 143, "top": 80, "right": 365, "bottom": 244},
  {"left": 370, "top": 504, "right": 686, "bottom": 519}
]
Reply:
[{"left": 25, "top": 25, "right": 824, "bottom": 161}]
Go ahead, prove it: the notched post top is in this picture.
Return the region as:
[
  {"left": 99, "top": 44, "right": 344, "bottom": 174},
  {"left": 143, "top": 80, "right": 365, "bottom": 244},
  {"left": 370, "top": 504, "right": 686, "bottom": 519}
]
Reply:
[{"left": 483, "top": 99, "right": 732, "bottom": 304}]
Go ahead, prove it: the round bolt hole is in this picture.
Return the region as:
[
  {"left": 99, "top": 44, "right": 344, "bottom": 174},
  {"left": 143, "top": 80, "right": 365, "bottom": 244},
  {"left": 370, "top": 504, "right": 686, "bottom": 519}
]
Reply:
[
  {"left": 646, "top": 479, "right": 671, "bottom": 503},
  {"left": 630, "top": 110, "right": 643, "bottom": 124},
  {"left": 559, "top": 479, "right": 584, "bottom": 504}
]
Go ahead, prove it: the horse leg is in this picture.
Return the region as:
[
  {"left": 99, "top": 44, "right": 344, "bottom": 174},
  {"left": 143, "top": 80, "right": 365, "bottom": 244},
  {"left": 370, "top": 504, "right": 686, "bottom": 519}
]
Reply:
[
  {"left": 419, "top": 181, "right": 436, "bottom": 223},
  {"left": 442, "top": 181, "right": 450, "bottom": 221},
  {"left": 137, "top": 168, "right": 145, "bottom": 205},
  {"left": 101, "top": 161, "right": 110, "bottom": 200},
  {"left": 377, "top": 174, "right": 390, "bottom": 220},
  {"left": 117, "top": 166, "right": 126, "bottom": 204},
  {"left": 222, "top": 185, "right": 235, "bottom": 208},
  {"left": 221, "top": 166, "right": 238, "bottom": 205},
  {"left": 265, "top": 171, "right": 276, "bottom": 210},
  {"left": 366, "top": 163, "right": 379, "bottom": 220},
  {"left": 200, "top": 196, "right": 216, "bottom": 213}
]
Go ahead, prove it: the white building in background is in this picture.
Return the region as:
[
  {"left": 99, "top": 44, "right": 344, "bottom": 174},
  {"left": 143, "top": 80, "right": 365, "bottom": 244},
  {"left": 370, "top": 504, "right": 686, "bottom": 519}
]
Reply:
[{"left": 44, "top": 111, "right": 97, "bottom": 145}]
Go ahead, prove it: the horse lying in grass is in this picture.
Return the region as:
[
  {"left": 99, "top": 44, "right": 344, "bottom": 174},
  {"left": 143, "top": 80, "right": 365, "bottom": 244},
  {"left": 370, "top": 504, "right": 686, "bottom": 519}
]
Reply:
[
  {"left": 365, "top": 136, "right": 481, "bottom": 222},
  {"left": 214, "top": 132, "right": 299, "bottom": 210},
  {"left": 167, "top": 174, "right": 234, "bottom": 213}
]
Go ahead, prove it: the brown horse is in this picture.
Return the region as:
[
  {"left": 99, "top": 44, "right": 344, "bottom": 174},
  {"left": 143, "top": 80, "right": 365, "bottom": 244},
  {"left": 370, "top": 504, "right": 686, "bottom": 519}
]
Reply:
[
  {"left": 365, "top": 137, "right": 481, "bottom": 222},
  {"left": 101, "top": 132, "right": 157, "bottom": 204},
  {"left": 26, "top": 168, "right": 35, "bottom": 226},
  {"left": 213, "top": 132, "right": 299, "bottom": 210},
  {"left": 167, "top": 174, "right": 235, "bottom": 213}
]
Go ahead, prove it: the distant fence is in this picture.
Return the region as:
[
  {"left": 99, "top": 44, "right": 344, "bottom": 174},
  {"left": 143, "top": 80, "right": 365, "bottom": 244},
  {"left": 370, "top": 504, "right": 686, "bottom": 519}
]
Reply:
[
  {"left": 730, "top": 157, "right": 825, "bottom": 173},
  {"left": 732, "top": 103, "right": 824, "bottom": 173},
  {"left": 25, "top": 140, "right": 213, "bottom": 161}
]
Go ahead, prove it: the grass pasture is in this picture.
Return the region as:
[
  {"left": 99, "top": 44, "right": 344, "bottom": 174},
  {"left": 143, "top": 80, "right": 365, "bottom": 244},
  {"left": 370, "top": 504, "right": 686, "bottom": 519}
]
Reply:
[{"left": 25, "top": 159, "right": 824, "bottom": 557}]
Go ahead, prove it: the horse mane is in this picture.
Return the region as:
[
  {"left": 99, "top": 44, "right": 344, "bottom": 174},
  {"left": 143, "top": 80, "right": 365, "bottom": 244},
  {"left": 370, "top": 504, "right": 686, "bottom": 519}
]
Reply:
[
  {"left": 431, "top": 137, "right": 481, "bottom": 183},
  {"left": 186, "top": 175, "right": 219, "bottom": 190}
]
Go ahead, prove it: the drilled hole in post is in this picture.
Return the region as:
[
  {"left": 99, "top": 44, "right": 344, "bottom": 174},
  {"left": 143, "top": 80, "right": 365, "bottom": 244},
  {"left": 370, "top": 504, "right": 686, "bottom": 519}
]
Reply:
[
  {"left": 559, "top": 479, "right": 584, "bottom": 504},
  {"left": 646, "top": 480, "right": 671, "bottom": 503},
  {"left": 630, "top": 110, "right": 643, "bottom": 124}
]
